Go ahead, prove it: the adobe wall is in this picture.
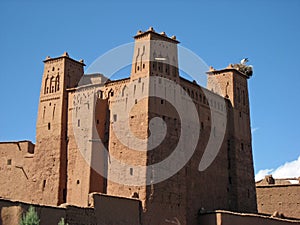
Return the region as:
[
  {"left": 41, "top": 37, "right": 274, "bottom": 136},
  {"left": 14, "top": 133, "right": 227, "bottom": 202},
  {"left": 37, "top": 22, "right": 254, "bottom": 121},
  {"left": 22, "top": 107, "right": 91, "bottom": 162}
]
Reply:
[
  {"left": 143, "top": 77, "right": 232, "bottom": 225},
  {"left": 0, "top": 141, "right": 35, "bottom": 203},
  {"left": 256, "top": 185, "right": 300, "bottom": 219},
  {"left": 198, "top": 210, "right": 300, "bottom": 225},
  {"left": 0, "top": 193, "right": 141, "bottom": 225},
  {"left": 91, "top": 193, "right": 141, "bottom": 225},
  {"left": 0, "top": 199, "right": 66, "bottom": 225}
]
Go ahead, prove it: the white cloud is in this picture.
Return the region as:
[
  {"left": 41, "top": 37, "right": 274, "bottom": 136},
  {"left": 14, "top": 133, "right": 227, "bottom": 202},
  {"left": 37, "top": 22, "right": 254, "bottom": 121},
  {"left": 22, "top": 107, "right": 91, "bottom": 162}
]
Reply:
[{"left": 255, "top": 155, "right": 300, "bottom": 181}]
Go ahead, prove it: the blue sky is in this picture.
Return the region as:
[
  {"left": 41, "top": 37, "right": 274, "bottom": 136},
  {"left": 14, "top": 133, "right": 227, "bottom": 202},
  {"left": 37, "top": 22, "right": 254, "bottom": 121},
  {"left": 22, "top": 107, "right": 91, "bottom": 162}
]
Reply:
[{"left": 0, "top": 0, "right": 299, "bottom": 176}]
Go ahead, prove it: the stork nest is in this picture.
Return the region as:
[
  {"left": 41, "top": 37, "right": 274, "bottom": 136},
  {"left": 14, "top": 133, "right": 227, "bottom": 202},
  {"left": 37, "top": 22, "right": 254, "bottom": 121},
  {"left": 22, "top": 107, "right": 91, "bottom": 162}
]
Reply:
[{"left": 233, "top": 64, "right": 253, "bottom": 77}]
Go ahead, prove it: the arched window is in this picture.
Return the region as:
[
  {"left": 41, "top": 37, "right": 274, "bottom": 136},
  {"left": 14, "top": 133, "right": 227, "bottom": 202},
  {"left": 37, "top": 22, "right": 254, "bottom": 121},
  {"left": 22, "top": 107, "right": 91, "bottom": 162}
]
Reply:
[
  {"left": 50, "top": 77, "right": 54, "bottom": 93},
  {"left": 135, "top": 48, "right": 140, "bottom": 73},
  {"left": 122, "top": 86, "right": 127, "bottom": 97},
  {"left": 55, "top": 75, "right": 60, "bottom": 92},
  {"left": 109, "top": 89, "right": 114, "bottom": 97},
  {"left": 44, "top": 77, "right": 49, "bottom": 94}
]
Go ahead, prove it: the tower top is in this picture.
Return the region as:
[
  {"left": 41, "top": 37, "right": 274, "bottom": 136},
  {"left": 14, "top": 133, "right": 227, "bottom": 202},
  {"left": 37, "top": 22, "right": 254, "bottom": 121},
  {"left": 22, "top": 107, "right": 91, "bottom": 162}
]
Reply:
[
  {"left": 207, "top": 63, "right": 252, "bottom": 79},
  {"left": 134, "top": 27, "right": 180, "bottom": 44},
  {"left": 43, "top": 52, "right": 86, "bottom": 66}
]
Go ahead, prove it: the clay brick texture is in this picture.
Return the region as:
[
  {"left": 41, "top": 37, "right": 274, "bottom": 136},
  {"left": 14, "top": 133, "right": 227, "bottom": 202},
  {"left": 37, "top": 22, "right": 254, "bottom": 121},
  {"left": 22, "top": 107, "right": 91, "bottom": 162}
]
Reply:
[{"left": 256, "top": 176, "right": 300, "bottom": 219}]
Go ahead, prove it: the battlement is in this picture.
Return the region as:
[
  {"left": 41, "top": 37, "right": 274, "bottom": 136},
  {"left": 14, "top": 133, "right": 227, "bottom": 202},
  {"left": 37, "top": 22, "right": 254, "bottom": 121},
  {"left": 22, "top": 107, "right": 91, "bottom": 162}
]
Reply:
[
  {"left": 134, "top": 26, "right": 179, "bottom": 43},
  {"left": 43, "top": 52, "right": 86, "bottom": 66}
]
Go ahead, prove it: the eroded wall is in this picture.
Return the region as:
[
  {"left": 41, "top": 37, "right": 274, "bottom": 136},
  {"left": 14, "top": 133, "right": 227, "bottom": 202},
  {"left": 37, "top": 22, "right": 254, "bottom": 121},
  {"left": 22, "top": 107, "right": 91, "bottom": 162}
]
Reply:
[
  {"left": 198, "top": 211, "right": 300, "bottom": 225},
  {"left": 0, "top": 141, "right": 34, "bottom": 203},
  {"left": 256, "top": 185, "right": 300, "bottom": 219},
  {"left": 0, "top": 193, "right": 141, "bottom": 225}
]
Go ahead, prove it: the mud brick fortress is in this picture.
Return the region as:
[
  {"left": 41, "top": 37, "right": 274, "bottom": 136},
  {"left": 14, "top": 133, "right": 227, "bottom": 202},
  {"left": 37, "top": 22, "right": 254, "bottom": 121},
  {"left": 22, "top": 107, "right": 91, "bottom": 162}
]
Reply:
[{"left": 0, "top": 28, "right": 299, "bottom": 225}]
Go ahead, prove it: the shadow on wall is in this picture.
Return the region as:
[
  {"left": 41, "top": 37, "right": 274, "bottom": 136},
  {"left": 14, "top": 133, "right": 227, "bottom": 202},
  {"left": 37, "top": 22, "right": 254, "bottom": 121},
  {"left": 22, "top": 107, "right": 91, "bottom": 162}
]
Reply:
[{"left": 0, "top": 193, "right": 141, "bottom": 225}]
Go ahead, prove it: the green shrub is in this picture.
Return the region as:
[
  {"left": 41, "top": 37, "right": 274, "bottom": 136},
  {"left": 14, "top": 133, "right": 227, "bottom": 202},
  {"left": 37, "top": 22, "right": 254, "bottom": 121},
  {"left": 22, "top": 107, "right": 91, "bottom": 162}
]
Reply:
[
  {"left": 19, "top": 206, "right": 40, "bottom": 225},
  {"left": 58, "top": 218, "right": 68, "bottom": 225}
]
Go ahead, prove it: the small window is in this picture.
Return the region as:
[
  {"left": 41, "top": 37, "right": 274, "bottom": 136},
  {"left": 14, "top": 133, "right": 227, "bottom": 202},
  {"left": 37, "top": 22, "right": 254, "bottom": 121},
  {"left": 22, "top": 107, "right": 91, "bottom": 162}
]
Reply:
[
  {"left": 97, "top": 119, "right": 99, "bottom": 124},
  {"left": 137, "top": 66, "right": 140, "bottom": 71},
  {"left": 42, "top": 180, "right": 46, "bottom": 191},
  {"left": 130, "top": 168, "right": 133, "bottom": 175},
  {"left": 142, "top": 64, "right": 145, "bottom": 69},
  {"left": 110, "top": 91, "right": 114, "bottom": 97},
  {"left": 161, "top": 99, "right": 164, "bottom": 104},
  {"left": 78, "top": 119, "right": 80, "bottom": 127},
  {"left": 7, "top": 159, "right": 12, "bottom": 165},
  {"left": 77, "top": 180, "right": 80, "bottom": 184},
  {"left": 48, "top": 123, "right": 51, "bottom": 130},
  {"left": 113, "top": 114, "right": 117, "bottom": 122},
  {"left": 241, "top": 143, "right": 244, "bottom": 151},
  {"left": 97, "top": 91, "right": 103, "bottom": 99}
]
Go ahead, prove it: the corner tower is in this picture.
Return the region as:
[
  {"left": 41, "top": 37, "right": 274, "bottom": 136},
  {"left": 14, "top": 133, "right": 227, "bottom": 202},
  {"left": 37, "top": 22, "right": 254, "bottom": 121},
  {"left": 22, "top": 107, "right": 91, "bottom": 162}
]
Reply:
[
  {"left": 33, "top": 52, "right": 84, "bottom": 205},
  {"left": 207, "top": 64, "right": 257, "bottom": 212}
]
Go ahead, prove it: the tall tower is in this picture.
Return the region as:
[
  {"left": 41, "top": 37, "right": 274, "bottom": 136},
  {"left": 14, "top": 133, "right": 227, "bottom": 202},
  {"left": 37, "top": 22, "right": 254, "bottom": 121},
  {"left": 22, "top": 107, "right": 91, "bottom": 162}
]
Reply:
[
  {"left": 106, "top": 28, "right": 184, "bottom": 224},
  {"left": 207, "top": 64, "right": 257, "bottom": 212},
  {"left": 33, "top": 52, "right": 84, "bottom": 205}
]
